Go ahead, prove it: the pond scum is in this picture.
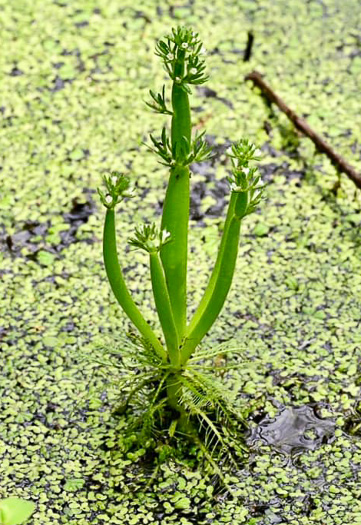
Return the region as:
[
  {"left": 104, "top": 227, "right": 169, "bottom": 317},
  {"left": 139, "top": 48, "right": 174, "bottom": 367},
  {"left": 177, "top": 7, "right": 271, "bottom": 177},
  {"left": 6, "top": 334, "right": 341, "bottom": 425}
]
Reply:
[{"left": 1, "top": 0, "right": 361, "bottom": 524}]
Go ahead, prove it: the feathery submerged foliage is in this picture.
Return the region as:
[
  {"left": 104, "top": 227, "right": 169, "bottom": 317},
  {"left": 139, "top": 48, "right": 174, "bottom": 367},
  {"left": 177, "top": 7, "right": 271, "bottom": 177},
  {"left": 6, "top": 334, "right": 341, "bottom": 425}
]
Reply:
[{"left": 88, "top": 336, "right": 251, "bottom": 480}]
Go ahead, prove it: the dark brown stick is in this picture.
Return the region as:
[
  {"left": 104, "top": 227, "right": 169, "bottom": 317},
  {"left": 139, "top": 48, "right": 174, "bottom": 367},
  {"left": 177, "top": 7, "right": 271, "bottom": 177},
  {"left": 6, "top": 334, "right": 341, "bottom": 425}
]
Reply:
[
  {"left": 245, "top": 70, "right": 361, "bottom": 190},
  {"left": 243, "top": 32, "right": 254, "bottom": 62}
]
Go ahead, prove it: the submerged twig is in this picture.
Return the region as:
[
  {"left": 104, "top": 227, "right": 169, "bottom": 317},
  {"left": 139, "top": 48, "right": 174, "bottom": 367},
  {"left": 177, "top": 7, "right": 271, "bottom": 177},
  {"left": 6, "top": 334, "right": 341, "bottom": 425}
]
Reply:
[
  {"left": 245, "top": 70, "right": 361, "bottom": 190},
  {"left": 243, "top": 31, "right": 254, "bottom": 62}
]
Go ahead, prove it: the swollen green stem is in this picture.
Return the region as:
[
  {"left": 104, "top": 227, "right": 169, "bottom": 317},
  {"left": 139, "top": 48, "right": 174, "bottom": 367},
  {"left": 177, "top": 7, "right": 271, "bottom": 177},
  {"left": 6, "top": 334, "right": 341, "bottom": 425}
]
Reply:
[
  {"left": 160, "top": 164, "right": 189, "bottom": 340},
  {"left": 166, "top": 374, "right": 183, "bottom": 412},
  {"left": 149, "top": 251, "right": 180, "bottom": 366},
  {"left": 160, "top": 53, "right": 191, "bottom": 339},
  {"left": 103, "top": 209, "right": 167, "bottom": 362},
  {"left": 181, "top": 192, "right": 249, "bottom": 363},
  {"left": 171, "top": 88, "right": 191, "bottom": 148}
]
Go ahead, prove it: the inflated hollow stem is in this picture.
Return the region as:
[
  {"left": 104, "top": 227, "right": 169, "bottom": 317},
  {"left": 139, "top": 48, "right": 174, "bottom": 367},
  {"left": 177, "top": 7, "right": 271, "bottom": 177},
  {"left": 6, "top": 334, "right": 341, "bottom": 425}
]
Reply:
[
  {"left": 149, "top": 251, "right": 180, "bottom": 367},
  {"left": 161, "top": 49, "right": 191, "bottom": 341},
  {"left": 181, "top": 192, "right": 249, "bottom": 363},
  {"left": 103, "top": 208, "right": 167, "bottom": 362}
]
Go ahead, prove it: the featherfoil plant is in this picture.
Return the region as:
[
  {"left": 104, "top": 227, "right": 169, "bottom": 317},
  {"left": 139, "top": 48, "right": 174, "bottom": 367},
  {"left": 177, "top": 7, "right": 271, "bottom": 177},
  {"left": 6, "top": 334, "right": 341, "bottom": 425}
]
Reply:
[{"left": 97, "top": 27, "right": 265, "bottom": 466}]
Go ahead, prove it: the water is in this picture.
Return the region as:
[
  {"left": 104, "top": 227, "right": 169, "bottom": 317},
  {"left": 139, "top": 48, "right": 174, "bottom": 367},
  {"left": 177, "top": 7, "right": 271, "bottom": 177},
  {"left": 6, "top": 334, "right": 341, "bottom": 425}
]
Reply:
[{"left": 248, "top": 405, "right": 335, "bottom": 456}]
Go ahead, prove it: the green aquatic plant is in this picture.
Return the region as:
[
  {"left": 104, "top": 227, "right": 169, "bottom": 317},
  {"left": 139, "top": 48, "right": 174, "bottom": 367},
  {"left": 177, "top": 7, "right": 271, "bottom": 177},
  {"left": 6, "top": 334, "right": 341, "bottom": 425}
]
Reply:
[
  {"left": 0, "top": 498, "right": 35, "bottom": 525},
  {"left": 98, "top": 27, "right": 264, "bottom": 457}
]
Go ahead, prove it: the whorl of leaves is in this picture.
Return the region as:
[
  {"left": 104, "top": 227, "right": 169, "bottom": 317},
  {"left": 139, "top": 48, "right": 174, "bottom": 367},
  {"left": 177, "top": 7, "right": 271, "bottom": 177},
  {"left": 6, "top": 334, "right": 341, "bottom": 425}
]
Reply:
[{"left": 155, "top": 26, "right": 208, "bottom": 90}]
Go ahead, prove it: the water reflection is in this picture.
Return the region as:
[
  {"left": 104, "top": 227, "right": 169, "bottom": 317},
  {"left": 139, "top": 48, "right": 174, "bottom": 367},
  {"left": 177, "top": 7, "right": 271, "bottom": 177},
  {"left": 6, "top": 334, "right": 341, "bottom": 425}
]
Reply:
[{"left": 248, "top": 406, "right": 335, "bottom": 456}]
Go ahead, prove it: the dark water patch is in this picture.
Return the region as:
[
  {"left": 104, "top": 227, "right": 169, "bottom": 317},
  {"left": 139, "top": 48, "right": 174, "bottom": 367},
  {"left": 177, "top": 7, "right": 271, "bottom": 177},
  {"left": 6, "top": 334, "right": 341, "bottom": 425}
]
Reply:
[
  {"left": 189, "top": 136, "right": 234, "bottom": 221},
  {"left": 259, "top": 162, "right": 282, "bottom": 182},
  {"left": 9, "top": 66, "right": 24, "bottom": 77},
  {"left": 74, "top": 20, "right": 89, "bottom": 28},
  {"left": 205, "top": 134, "right": 232, "bottom": 162},
  {"left": 0, "top": 326, "right": 8, "bottom": 341},
  {"left": 260, "top": 141, "right": 287, "bottom": 160},
  {"left": 258, "top": 160, "right": 305, "bottom": 185},
  {"left": 248, "top": 405, "right": 335, "bottom": 456},
  {"left": 198, "top": 86, "right": 217, "bottom": 98},
  {"left": 190, "top": 171, "right": 229, "bottom": 221},
  {"left": 189, "top": 179, "right": 229, "bottom": 221},
  {"left": 191, "top": 160, "right": 213, "bottom": 178},
  {"left": 208, "top": 178, "right": 230, "bottom": 218},
  {"left": 3, "top": 193, "right": 96, "bottom": 261},
  {"left": 5, "top": 221, "right": 48, "bottom": 256},
  {"left": 190, "top": 181, "right": 207, "bottom": 221},
  {"left": 51, "top": 76, "right": 68, "bottom": 92},
  {"left": 197, "top": 87, "right": 234, "bottom": 109},
  {"left": 62, "top": 193, "right": 96, "bottom": 241}
]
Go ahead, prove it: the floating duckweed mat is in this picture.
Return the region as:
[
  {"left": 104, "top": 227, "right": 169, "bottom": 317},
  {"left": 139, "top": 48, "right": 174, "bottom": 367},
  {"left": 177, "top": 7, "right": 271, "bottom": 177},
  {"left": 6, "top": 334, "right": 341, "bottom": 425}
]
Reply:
[{"left": 1, "top": 0, "right": 361, "bottom": 524}]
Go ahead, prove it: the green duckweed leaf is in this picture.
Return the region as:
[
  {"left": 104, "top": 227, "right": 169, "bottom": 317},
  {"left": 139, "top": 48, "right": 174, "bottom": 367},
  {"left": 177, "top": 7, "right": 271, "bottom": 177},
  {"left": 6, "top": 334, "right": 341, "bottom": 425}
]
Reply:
[{"left": 0, "top": 498, "right": 36, "bottom": 525}]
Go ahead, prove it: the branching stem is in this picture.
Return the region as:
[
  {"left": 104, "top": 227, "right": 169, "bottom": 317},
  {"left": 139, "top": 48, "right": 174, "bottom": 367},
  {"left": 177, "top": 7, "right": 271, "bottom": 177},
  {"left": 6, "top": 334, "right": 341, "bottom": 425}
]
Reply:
[
  {"left": 181, "top": 192, "right": 248, "bottom": 362},
  {"left": 149, "top": 251, "right": 180, "bottom": 366},
  {"left": 103, "top": 209, "right": 167, "bottom": 362}
]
